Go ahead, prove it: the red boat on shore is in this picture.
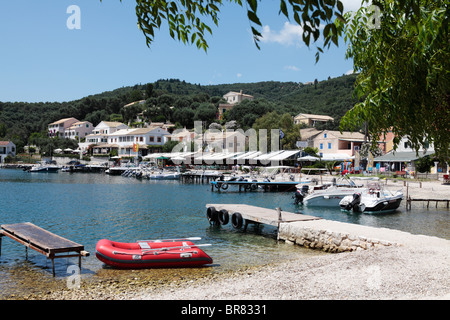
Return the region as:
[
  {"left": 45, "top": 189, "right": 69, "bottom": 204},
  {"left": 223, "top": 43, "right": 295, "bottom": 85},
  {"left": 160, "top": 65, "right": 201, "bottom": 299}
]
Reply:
[{"left": 95, "top": 238, "right": 213, "bottom": 269}]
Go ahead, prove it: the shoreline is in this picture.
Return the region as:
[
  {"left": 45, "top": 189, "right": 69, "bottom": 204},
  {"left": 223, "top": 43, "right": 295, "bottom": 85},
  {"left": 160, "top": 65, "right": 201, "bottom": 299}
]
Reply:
[
  {"left": 2, "top": 178, "right": 449, "bottom": 300},
  {"left": 33, "top": 240, "right": 450, "bottom": 300}
]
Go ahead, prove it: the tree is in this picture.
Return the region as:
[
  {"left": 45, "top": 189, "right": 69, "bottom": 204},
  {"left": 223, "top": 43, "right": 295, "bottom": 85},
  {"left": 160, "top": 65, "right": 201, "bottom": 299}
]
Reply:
[
  {"left": 252, "top": 111, "right": 301, "bottom": 151},
  {"left": 339, "top": 0, "right": 449, "bottom": 160},
  {"left": 131, "top": 0, "right": 345, "bottom": 59}
]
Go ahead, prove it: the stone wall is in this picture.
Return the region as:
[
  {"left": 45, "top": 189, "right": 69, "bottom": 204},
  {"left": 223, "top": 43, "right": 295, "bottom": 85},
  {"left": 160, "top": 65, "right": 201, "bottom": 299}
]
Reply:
[{"left": 279, "top": 222, "right": 398, "bottom": 253}]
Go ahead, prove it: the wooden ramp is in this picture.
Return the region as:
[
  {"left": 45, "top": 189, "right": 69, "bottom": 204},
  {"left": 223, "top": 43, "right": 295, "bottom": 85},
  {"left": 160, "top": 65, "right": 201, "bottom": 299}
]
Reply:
[
  {"left": 0, "top": 222, "right": 89, "bottom": 276},
  {"left": 205, "top": 204, "right": 320, "bottom": 237}
]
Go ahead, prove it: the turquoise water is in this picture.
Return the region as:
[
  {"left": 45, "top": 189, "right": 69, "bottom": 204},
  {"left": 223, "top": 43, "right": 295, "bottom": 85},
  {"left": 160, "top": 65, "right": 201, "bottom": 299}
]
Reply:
[{"left": 0, "top": 168, "right": 448, "bottom": 295}]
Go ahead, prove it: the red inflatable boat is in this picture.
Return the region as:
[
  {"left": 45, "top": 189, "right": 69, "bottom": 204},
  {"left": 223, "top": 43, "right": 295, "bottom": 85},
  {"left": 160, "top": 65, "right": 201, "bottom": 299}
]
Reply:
[{"left": 95, "top": 238, "right": 213, "bottom": 269}]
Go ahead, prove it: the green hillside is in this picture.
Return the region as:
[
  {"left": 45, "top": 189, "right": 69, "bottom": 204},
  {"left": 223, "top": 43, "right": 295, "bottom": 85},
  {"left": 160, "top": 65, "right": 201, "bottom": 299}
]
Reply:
[{"left": 0, "top": 74, "right": 358, "bottom": 152}]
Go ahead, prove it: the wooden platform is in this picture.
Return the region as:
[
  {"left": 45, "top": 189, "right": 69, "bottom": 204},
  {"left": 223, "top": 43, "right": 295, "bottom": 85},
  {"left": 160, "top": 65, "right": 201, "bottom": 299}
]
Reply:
[
  {"left": 206, "top": 204, "right": 320, "bottom": 238},
  {"left": 0, "top": 222, "right": 89, "bottom": 276},
  {"left": 210, "top": 180, "right": 299, "bottom": 192}
]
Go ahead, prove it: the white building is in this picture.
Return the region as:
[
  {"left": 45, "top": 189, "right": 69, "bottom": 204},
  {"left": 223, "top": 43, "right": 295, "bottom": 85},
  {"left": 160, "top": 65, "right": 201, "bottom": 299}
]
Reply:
[
  {"left": 222, "top": 90, "right": 254, "bottom": 105},
  {"left": 64, "top": 121, "right": 93, "bottom": 140},
  {"left": 108, "top": 126, "right": 170, "bottom": 157},
  {"left": 79, "top": 121, "right": 129, "bottom": 154},
  {"left": 0, "top": 141, "right": 16, "bottom": 163},
  {"left": 48, "top": 118, "right": 79, "bottom": 138}
]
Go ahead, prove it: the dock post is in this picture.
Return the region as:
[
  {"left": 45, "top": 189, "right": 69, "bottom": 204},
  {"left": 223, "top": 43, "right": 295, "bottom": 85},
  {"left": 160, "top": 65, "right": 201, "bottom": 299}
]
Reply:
[
  {"left": 0, "top": 234, "right": 2, "bottom": 256},
  {"left": 276, "top": 207, "right": 282, "bottom": 241}
]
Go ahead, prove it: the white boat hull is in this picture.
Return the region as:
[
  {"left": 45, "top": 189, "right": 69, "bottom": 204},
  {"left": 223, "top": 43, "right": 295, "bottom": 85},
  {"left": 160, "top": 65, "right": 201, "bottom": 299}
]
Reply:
[{"left": 302, "top": 188, "right": 366, "bottom": 207}]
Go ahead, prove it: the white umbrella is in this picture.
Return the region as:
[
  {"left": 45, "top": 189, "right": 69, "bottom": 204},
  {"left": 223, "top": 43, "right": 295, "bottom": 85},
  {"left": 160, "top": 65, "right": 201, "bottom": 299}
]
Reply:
[
  {"left": 297, "top": 155, "right": 320, "bottom": 161},
  {"left": 54, "top": 148, "right": 62, "bottom": 153}
]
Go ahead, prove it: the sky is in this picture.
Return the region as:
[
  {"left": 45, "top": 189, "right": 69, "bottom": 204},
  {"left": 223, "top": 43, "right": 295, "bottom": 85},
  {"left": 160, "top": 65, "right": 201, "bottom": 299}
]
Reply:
[{"left": 0, "top": 0, "right": 363, "bottom": 103}]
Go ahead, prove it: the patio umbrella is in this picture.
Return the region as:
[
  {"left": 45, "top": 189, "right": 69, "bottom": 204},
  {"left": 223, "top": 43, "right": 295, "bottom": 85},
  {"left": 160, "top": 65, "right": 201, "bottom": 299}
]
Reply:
[{"left": 297, "top": 155, "right": 320, "bottom": 161}]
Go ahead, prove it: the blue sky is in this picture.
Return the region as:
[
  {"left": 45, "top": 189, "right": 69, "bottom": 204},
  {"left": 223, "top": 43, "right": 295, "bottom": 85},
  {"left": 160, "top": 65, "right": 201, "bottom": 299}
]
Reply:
[{"left": 0, "top": 0, "right": 361, "bottom": 103}]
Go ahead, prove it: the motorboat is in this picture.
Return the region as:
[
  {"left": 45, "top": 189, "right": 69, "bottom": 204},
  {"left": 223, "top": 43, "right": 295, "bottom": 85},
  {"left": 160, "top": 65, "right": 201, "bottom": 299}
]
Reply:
[
  {"left": 147, "top": 166, "right": 181, "bottom": 180},
  {"left": 148, "top": 171, "right": 180, "bottom": 180},
  {"left": 95, "top": 237, "right": 213, "bottom": 269},
  {"left": 293, "top": 176, "right": 367, "bottom": 206},
  {"left": 339, "top": 181, "right": 403, "bottom": 213},
  {"left": 28, "top": 162, "right": 60, "bottom": 173}
]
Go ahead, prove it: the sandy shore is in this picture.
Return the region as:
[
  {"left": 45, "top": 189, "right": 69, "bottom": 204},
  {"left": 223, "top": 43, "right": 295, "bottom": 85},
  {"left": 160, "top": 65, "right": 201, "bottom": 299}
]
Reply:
[{"left": 31, "top": 179, "right": 450, "bottom": 300}]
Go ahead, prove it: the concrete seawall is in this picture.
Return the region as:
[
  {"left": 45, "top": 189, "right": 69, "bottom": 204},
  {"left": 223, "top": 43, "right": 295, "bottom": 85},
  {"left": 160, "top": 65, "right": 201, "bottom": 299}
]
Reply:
[{"left": 279, "top": 219, "right": 450, "bottom": 252}]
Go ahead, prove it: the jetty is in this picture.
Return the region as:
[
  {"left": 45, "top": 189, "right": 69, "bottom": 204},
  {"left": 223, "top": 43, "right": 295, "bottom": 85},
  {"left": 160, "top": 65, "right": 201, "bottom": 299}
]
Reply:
[
  {"left": 210, "top": 180, "right": 300, "bottom": 192},
  {"left": 0, "top": 222, "right": 89, "bottom": 276},
  {"left": 205, "top": 204, "right": 426, "bottom": 253},
  {"left": 205, "top": 204, "right": 320, "bottom": 240}
]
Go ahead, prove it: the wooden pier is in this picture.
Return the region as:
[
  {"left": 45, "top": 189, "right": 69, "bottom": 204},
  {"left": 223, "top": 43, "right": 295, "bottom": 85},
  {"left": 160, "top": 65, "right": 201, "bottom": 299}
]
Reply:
[
  {"left": 210, "top": 180, "right": 299, "bottom": 192},
  {"left": 206, "top": 204, "right": 320, "bottom": 239},
  {"left": 406, "top": 197, "right": 450, "bottom": 210},
  {"left": 0, "top": 222, "right": 89, "bottom": 276},
  {"left": 181, "top": 172, "right": 222, "bottom": 183}
]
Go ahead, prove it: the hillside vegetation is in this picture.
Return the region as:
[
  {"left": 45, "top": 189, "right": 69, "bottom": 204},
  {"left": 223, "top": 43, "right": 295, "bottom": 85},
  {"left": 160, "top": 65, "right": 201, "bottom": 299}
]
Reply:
[{"left": 0, "top": 74, "right": 358, "bottom": 152}]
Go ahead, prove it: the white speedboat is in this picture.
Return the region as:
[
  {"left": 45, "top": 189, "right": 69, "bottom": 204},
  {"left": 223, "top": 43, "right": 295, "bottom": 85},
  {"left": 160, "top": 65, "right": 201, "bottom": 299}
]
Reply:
[
  {"left": 28, "top": 163, "right": 60, "bottom": 173},
  {"left": 293, "top": 176, "right": 366, "bottom": 206},
  {"left": 148, "top": 171, "right": 180, "bottom": 180},
  {"left": 339, "top": 182, "right": 403, "bottom": 213}
]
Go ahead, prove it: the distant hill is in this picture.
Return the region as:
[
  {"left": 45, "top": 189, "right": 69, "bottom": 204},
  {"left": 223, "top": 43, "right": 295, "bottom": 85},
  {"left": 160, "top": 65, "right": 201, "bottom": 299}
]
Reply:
[{"left": 0, "top": 74, "right": 358, "bottom": 151}]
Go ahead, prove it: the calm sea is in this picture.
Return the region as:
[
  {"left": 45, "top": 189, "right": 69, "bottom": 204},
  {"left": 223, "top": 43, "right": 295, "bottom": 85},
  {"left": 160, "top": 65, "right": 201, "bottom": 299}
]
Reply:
[{"left": 0, "top": 168, "right": 448, "bottom": 297}]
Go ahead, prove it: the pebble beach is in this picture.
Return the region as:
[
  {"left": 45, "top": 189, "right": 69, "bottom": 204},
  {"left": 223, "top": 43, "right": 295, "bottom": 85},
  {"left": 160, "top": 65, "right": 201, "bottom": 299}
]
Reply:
[{"left": 31, "top": 178, "right": 449, "bottom": 301}]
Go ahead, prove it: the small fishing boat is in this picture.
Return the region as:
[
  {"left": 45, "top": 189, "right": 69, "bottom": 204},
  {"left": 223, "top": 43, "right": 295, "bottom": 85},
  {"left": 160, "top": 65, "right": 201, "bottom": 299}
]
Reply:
[
  {"left": 95, "top": 237, "right": 213, "bottom": 269},
  {"left": 339, "top": 181, "right": 403, "bottom": 213}
]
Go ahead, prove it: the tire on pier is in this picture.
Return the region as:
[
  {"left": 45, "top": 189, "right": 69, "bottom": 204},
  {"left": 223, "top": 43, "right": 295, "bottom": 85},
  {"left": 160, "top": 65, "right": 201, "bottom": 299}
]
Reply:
[
  {"left": 218, "top": 209, "right": 229, "bottom": 225},
  {"left": 231, "top": 212, "right": 243, "bottom": 229},
  {"left": 207, "top": 207, "right": 219, "bottom": 225},
  {"left": 221, "top": 183, "right": 229, "bottom": 190}
]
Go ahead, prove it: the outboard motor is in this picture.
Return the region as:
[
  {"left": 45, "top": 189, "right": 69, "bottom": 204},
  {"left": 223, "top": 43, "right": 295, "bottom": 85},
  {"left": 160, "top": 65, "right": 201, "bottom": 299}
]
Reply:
[
  {"left": 294, "top": 189, "right": 304, "bottom": 205},
  {"left": 293, "top": 185, "right": 309, "bottom": 205},
  {"left": 301, "top": 185, "right": 309, "bottom": 194},
  {"left": 345, "top": 193, "right": 362, "bottom": 212}
]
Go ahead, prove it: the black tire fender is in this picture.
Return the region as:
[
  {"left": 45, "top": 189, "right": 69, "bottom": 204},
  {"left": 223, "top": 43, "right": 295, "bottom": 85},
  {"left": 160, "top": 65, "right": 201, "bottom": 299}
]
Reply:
[
  {"left": 207, "top": 206, "right": 219, "bottom": 224},
  {"left": 231, "top": 212, "right": 243, "bottom": 229},
  {"left": 218, "top": 209, "right": 229, "bottom": 225}
]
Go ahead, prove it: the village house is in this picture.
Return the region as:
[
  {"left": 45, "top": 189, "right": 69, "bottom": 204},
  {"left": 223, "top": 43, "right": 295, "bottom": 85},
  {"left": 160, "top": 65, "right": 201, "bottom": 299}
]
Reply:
[
  {"left": 199, "top": 130, "right": 247, "bottom": 153},
  {"left": 293, "top": 113, "right": 334, "bottom": 127},
  {"left": 373, "top": 136, "right": 437, "bottom": 173},
  {"left": 48, "top": 118, "right": 79, "bottom": 138},
  {"left": 0, "top": 141, "right": 16, "bottom": 163},
  {"left": 299, "top": 128, "right": 366, "bottom": 161},
  {"left": 64, "top": 121, "right": 93, "bottom": 140},
  {"left": 79, "top": 121, "right": 129, "bottom": 154},
  {"left": 107, "top": 126, "right": 170, "bottom": 158},
  {"left": 167, "top": 128, "right": 196, "bottom": 152},
  {"left": 218, "top": 90, "right": 254, "bottom": 120}
]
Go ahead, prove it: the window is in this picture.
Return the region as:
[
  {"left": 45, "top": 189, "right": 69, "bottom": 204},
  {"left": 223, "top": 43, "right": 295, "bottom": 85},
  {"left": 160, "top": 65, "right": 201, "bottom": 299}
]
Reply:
[
  {"left": 328, "top": 143, "right": 331, "bottom": 149},
  {"left": 320, "top": 143, "right": 323, "bottom": 149},
  {"left": 157, "top": 137, "right": 162, "bottom": 143},
  {"left": 149, "top": 136, "right": 154, "bottom": 142},
  {"left": 324, "top": 133, "right": 327, "bottom": 138}
]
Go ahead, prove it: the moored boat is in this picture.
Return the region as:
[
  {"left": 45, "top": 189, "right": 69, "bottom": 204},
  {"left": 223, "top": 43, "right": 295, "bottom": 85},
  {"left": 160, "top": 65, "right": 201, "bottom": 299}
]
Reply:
[
  {"left": 95, "top": 238, "right": 213, "bottom": 269},
  {"left": 294, "top": 176, "right": 366, "bottom": 206},
  {"left": 339, "top": 181, "right": 403, "bottom": 213}
]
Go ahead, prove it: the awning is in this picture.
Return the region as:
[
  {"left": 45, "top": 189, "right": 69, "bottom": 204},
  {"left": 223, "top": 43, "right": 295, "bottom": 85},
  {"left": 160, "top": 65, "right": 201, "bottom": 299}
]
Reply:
[
  {"left": 254, "top": 150, "right": 285, "bottom": 161},
  {"left": 320, "top": 153, "right": 354, "bottom": 161},
  {"left": 374, "top": 150, "right": 434, "bottom": 162},
  {"left": 266, "top": 150, "right": 301, "bottom": 161}
]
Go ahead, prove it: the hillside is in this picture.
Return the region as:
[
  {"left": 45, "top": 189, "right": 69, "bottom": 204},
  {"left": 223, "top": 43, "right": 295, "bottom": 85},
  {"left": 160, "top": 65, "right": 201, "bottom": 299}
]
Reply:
[{"left": 0, "top": 74, "right": 358, "bottom": 151}]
